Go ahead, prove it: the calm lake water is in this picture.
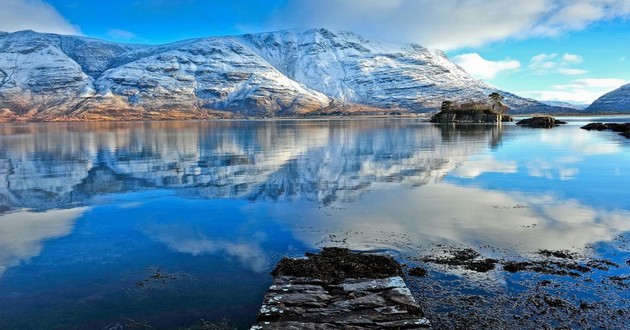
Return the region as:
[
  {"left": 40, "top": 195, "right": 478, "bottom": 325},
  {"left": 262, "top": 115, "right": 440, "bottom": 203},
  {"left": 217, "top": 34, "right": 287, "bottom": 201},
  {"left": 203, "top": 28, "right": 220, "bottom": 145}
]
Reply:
[{"left": 0, "top": 118, "right": 628, "bottom": 329}]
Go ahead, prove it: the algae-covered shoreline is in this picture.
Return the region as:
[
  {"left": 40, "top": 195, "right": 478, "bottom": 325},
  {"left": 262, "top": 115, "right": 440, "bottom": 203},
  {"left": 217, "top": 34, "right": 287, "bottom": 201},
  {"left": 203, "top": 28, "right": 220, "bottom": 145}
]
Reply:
[{"left": 253, "top": 240, "right": 630, "bottom": 329}]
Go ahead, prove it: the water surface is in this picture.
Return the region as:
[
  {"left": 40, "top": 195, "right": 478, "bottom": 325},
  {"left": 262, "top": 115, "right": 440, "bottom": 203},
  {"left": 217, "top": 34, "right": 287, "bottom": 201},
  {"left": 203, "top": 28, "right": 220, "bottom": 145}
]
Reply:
[{"left": 0, "top": 119, "right": 628, "bottom": 329}]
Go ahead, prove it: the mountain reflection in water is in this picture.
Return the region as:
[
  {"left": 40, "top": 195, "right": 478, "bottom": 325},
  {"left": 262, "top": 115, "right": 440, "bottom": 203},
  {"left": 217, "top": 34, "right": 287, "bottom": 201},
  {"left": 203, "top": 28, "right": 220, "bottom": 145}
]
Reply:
[
  {"left": 0, "top": 120, "right": 500, "bottom": 211},
  {"left": 0, "top": 120, "right": 628, "bottom": 252}
]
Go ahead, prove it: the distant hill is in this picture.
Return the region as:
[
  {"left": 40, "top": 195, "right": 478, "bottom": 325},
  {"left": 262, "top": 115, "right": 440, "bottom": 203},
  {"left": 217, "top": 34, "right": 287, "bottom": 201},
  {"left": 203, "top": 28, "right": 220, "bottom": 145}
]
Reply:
[
  {"left": 585, "top": 84, "right": 630, "bottom": 113},
  {"left": 0, "top": 29, "right": 568, "bottom": 121},
  {"left": 540, "top": 100, "right": 588, "bottom": 111}
]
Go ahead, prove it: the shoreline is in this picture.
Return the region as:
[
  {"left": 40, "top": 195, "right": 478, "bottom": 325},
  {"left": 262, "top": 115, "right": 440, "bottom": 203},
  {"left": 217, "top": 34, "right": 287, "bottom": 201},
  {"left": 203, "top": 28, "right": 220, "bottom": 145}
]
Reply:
[
  {"left": 252, "top": 242, "right": 630, "bottom": 329},
  {"left": 1, "top": 112, "right": 629, "bottom": 124}
]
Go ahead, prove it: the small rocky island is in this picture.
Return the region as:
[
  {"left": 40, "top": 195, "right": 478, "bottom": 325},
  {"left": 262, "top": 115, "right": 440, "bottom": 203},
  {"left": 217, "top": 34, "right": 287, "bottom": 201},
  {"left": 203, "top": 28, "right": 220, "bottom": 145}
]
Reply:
[
  {"left": 252, "top": 248, "right": 430, "bottom": 329},
  {"left": 429, "top": 109, "right": 512, "bottom": 123},
  {"left": 429, "top": 94, "right": 513, "bottom": 124},
  {"left": 516, "top": 116, "right": 567, "bottom": 128},
  {"left": 581, "top": 122, "right": 630, "bottom": 138}
]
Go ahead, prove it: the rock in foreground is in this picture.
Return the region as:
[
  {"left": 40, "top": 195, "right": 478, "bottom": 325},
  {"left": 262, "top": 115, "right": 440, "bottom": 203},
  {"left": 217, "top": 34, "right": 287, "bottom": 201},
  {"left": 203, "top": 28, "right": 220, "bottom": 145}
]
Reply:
[
  {"left": 253, "top": 248, "right": 430, "bottom": 329},
  {"left": 516, "top": 116, "right": 567, "bottom": 128},
  {"left": 272, "top": 247, "right": 402, "bottom": 281}
]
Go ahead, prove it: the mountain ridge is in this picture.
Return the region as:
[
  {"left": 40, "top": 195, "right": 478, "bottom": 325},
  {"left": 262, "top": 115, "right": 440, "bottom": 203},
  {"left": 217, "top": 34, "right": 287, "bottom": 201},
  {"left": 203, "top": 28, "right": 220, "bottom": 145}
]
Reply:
[
  {"left": 0, "top": 28, "right": 571, "bottom": 121},
  {"left": 585, "top": 83, "right": 630, "bottom": 113},
  {"left": 540, "top": 100, "right": 588, "bottom": 110}
]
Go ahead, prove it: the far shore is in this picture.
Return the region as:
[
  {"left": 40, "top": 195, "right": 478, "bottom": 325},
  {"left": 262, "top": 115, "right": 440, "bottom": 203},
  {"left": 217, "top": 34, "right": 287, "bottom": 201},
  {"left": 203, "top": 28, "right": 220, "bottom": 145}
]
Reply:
[{"left": 1, "top": 112, "right": 629, "bottom": 124}]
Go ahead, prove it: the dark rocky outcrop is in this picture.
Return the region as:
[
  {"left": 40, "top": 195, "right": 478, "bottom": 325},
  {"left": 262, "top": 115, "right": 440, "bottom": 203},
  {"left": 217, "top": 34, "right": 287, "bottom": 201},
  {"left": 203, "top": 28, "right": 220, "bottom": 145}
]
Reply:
[
  {"left": 429, "top": 109, "right": 509, "bottom": 124},
  {"left": 271, "top": 247, "right": 402, "bottom": 282},
  {"left": 254, "top": 248, "right": 431, "bottom": 329},
  {"left": 516, "top": 116, "right": 567, "bottom": 128},
  {"left": 580, "top": 122, "right": 609, "bottom": 131},
  {"left": 581, "top": 122, "right": 630, "bottom": 139}
]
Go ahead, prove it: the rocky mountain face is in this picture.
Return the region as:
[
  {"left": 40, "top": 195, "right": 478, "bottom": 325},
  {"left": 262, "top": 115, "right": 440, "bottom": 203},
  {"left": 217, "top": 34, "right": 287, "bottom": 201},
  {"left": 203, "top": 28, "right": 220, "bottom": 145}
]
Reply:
[
  {"left": 585, "top": 84, "right": 630, "bottom": 113},
  {"left": 0, "top": 29, "right": 564, "bottom": 121}
]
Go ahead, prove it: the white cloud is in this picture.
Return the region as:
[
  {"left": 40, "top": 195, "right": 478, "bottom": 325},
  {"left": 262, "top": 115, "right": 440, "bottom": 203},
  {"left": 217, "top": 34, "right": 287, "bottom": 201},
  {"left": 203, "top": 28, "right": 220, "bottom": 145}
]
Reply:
[
  {"left": 270, "top": 0, "right": 549, "bottom": 50},
  {"left": 106, "top": 29, "right": 138, "bottom": 41},
  {"left": 555, "top": 78, "right": 628, "bottom": 88},
  {"left": 0, "top": 0, "right": 80, "bottom": 35},
  {"left": 532, "top": 0, "right": 630, "bottom": 36},
  {"left": 529, "top": 53, "right": 559, "bottom": 71},
  {"left": 516, "top": 78, "right": 628, "bottom": 103},
  {"left": 452, "top": 53, "right": 521, "bottom": 79},
  {"left": 520, "top": 90, "right": 600, "bottom": 104},
  {"left": 529, "top": 53, "right": 586, "bottom": 75},
  {"left": 549, "top": 2, "right": 604, "bottom": 29},
  {"left": 562, "top": 53, "right": 583, "bottom": 64},
  {"left": 557, "top": 68, "right": 589, "bottom": 75},
  {"left": 267, "top": 0, "right": 630, "bottom": 50}
]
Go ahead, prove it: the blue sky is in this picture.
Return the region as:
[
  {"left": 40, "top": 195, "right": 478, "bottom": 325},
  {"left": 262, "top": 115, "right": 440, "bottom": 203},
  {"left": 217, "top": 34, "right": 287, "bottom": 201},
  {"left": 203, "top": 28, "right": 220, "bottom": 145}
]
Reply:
[{"left": 0, "top": 0, "right": 628, "bottom": 105}]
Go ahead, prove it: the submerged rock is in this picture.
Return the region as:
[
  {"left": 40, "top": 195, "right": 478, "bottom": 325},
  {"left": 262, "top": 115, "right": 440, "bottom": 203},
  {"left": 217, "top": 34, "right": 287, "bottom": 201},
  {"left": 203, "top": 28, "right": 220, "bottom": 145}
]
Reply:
[
  {"left": 420, "top": 247, "right": 498, "bottom": 273},
  {"left": 516, "top": 116, "right": 567, "bottom": 128},
  {"left": 502, "top": 259, "right": 590, "bottom": 277},
  {"left": 408, "top": 267, "right": 428, "bottom": 277}
]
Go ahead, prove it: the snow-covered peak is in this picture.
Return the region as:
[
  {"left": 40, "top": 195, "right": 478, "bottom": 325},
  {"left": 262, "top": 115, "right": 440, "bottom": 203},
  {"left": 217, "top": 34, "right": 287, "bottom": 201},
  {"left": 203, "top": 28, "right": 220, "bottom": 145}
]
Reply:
[{"left": 0, "top": 29, "right": 558, "bottom": 120}]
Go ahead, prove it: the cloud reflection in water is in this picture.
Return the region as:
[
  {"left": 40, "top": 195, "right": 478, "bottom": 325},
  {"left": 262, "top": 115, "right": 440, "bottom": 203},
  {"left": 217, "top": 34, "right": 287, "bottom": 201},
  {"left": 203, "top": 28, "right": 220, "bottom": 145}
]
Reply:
[
  {"left": 0, "top": 121, "right": 627, "bottom": 265},
  {"left": 271, "top": 182, "right": 630, "bottom": 254},
  {"left": 0, "top": 208, "right": 88, "bottom": 276},
  {"left": 146, "top": 225, "right": 271, "bottom": 272}
]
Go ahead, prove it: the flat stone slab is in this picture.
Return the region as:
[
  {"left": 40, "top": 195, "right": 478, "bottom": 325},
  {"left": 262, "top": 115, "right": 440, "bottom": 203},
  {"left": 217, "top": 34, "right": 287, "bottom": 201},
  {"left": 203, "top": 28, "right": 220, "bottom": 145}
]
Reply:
[
  {"left": 253, "top": 276, "right": 430, "bottom": 329},
  {"left": 252, "top": 248, "right": 430, "bottom": 329},
  {"left": 338, "top": 277, "right": 407, "bottom": 293}
]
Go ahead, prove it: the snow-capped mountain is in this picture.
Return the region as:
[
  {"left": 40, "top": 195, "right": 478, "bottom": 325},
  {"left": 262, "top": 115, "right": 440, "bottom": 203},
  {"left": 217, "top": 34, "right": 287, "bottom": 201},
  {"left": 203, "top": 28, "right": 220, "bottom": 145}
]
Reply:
[
  {"left": 585, "top": 84, "right": 630, "bottom": 112},
  {"left": 0, "top": 29, "right": 564, "bottom": 121},
  {"left": 240, "top": 29, "right": 553, "bottom": 112}
]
